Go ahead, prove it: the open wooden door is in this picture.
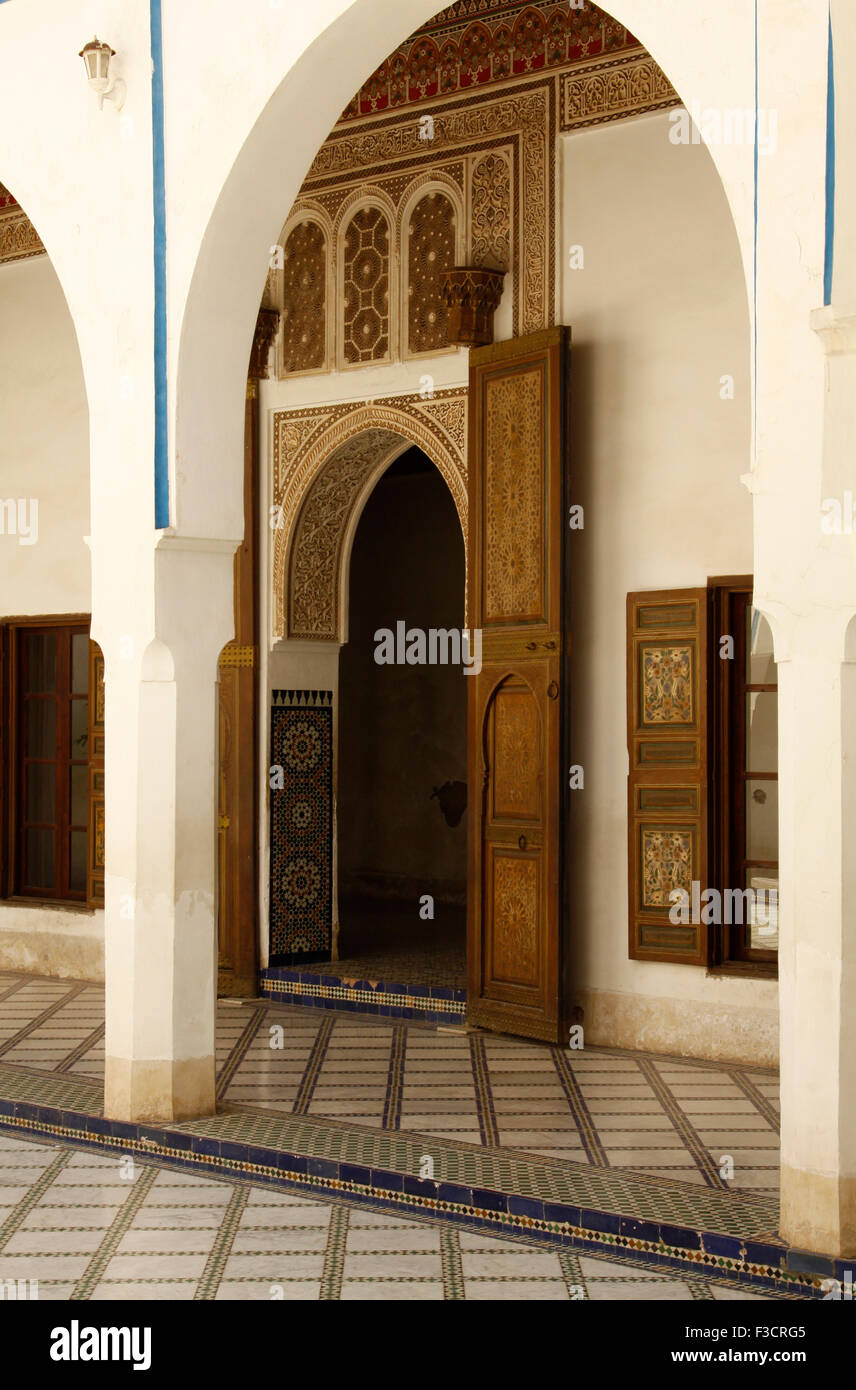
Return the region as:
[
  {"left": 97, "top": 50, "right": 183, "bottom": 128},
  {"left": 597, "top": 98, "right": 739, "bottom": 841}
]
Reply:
[
  {"left": 466, "top": 326, "right": 570, "bottom": 1043},
  {"left": 217, "top": 375, "right": 261, "bottom": 997}
]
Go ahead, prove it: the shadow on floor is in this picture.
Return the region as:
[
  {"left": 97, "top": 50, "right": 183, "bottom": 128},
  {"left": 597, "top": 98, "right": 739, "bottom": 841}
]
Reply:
[{"left": 316, "top": 895, "right": 466, "bottom": 989}]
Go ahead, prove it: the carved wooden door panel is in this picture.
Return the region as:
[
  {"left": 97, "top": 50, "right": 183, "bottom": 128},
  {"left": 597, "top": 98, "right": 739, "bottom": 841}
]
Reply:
[{"left": 467, "top": 327, "right": 570, "bottom": 1043}]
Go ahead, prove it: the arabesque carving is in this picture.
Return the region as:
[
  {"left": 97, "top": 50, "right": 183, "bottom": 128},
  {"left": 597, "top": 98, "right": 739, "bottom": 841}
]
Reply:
[{"left": 273, "top": 392, "right": 468, "bottom": 641}]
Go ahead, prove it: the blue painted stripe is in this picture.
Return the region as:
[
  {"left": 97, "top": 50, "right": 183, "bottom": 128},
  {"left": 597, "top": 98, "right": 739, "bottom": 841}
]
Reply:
[
  {"left": 150, "top": 0, "right": 169, "bottom": 528},
  {"left": 824, "top": 5, "right": 836, "bottom": 306}
]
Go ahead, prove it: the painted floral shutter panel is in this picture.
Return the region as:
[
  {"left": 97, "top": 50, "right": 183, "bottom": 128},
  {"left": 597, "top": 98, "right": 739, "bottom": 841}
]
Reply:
[
  {"left": 87, "top": 641, "right": 105, "bottom": 907},
  {"left": 627, "top": 590, "right": 708, "bottom": 964}
]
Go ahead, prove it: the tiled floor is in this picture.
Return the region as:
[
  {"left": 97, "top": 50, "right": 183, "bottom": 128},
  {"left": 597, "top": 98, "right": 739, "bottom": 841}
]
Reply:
[
  {"left": 0, "top": 1129, "right": 771, "bottom": 1300},
  {"left": 0, "top": 971, "right": 779, "bottom": 1195},
  {"left": 318, "top": 897, "right": 466, "bottom": 989}
]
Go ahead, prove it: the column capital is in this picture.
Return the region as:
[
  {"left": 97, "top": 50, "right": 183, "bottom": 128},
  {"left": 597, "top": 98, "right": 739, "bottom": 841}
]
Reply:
[{"left": 811, "top": 304, "right": 856, "bottom": 355}]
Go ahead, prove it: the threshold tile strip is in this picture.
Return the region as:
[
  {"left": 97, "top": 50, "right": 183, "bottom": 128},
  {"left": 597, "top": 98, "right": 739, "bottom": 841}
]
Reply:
[
  {"left": 70, "top": 1163, "right": 159, "bottom": 1301},
  {"left": 440, "top": 1226, "right": 466, "bottom": 1299},
  {"left": 55, "top": 1023, "right": 105, "bottom": 1074},
  {"left": 552, "top": 1047, "right": 610, "bottom": 1167},
  {"left": 558, "top": 1249, "right": 585, "bottom": 1299},
  {"left": 727, "top": 1067, "right": 780, "bottom": 1134},
  {"left": 0, "top": 982, "right": 89, "bottom": 1060},
  {"left": 260, "top": 970, "right": 465, "bottom": 1023},
  {"left": 636, "top": 1057, "right": 728, "bottom": 1190},
  {"left": 381, "top": 1024, "right": 407, "bottom": 1131},
  {"left": 0, "top": 1079, "right": 829, "bottom": 1299},
  {"left": 0, "top": 1149, "right": 72, "bottom": 1252},
  {"left": 469, "top": 1035, "right": 500, "bottom": 1147},
  {"left": 194, "top": 1183, "right": 249, "bottom": 1300},
  {"left": 216, "top": 1007, "right": 266, "bottom": 1100},
  {"left": 293, "top": 1016, "right": 335, "bottom": 1116},
  {"left": 319, "top": 1203, "right": 349, "bottom": 1300}
]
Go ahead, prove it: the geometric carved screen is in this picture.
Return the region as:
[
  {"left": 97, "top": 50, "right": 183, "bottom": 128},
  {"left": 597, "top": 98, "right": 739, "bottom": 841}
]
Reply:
[
  {"left": 282, "top": 221, "right": 327, "bottom": 374},
  {"left": 343, "top": 206, "right": 390, "bottom": 364},
  {"left": 278, "top": 28, "right": 676, "bottom": 372},
  {"left": 408, "top": 192, "right": 456, "bottom": 355}
]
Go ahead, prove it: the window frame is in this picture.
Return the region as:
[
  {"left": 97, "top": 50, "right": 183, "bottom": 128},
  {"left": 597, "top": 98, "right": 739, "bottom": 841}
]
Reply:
[
  {"left": 1, "top": 614, "right": 96, "bottom": 908},
  {"left": 709, "top": 579, "right": 778, "bottom": 975}
]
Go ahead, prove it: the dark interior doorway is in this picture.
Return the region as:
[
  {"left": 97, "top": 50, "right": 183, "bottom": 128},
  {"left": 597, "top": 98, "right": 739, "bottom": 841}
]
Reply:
[{"left": 336, "top": 446, "right": 467, "bottom": 987}]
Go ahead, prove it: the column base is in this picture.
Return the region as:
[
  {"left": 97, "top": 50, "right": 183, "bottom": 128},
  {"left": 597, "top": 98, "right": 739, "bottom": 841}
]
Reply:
[
  {"left": 104, "top": 1056, "right": 216, "bottom": 1123},
  {"left": 781, "top": 1163, "right": 856, "bottom": 1258}
]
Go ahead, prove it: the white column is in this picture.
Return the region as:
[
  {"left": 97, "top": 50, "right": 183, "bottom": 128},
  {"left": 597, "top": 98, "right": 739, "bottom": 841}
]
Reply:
[
  {"left": 98, "top": 540, "right": 235, "bottom": 1122},
  {"left": 777, "top": 613, "right": 856, "bottom": 1255},
  {"left": 775, "top": 1, "right": 856, "bottom": 1253}
]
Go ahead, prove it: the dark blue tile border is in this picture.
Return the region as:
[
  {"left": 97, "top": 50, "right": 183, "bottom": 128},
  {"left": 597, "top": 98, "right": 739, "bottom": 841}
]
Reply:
[
  {"left": 259, "top": 965, "right": 466, "bottom": 1025},
  {"left": 0, "top": 1092, "right": 825, "bottom": 1299}
]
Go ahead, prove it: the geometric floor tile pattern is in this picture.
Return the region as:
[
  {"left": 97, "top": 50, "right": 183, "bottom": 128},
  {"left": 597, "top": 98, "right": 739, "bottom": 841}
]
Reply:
[
  {"left": 0, "top": 1059, "right": 781, "bottom": 1240},
  {"left": 0, "top": 1129, "right": 773, "bottom": 1301},
  {"left": 0, "top": 972, "right": 780, "bottom": 1198}
]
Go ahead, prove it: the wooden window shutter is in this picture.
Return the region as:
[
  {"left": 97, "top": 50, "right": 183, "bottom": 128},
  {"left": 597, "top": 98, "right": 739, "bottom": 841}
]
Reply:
[
  {"left": 87, "top": 641, "right": 105, "bottom": 906},
  {"left": 627, "top": 589, "right": 708, "bottom": 964}
]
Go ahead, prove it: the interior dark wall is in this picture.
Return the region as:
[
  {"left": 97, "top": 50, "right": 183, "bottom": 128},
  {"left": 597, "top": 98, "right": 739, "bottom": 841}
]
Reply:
[{"left": 338, "top": 448, "right": 467, "bottom": 905}]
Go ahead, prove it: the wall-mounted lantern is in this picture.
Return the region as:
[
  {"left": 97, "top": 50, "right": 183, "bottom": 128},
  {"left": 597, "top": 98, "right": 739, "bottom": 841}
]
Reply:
[{"left": 79, "top": 38, "right": 125, "bottom": 112}]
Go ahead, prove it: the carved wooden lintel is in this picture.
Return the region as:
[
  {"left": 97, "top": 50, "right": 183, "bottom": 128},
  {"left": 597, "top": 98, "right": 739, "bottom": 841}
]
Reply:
[
  {"left": 441, "top": 267, "right": 506, "bottom": 347},
  {"left": 249, "top": 308, "right": 281, "bottom": 379}
]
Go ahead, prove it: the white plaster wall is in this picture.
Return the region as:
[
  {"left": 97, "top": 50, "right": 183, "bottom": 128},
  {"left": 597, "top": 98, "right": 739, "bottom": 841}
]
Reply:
[
  {"left": 560, "top": 111, "right": 778, "bottom": 1063},
  {"left": 0, "top": 252, "right": 102, "bottom": 979},
  {"left": 0, "top": 255, "right": 90, "bottom": 614}
]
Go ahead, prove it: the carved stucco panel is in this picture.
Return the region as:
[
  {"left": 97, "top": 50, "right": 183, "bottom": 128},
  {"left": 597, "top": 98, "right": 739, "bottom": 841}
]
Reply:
[
  {"left": 272, "top": 392, "right": 468, "bottom": 642},
  {"left": 307, "top": 87, "right": 552, "bottom": 335},
  {"left": 289, "top": 429, "right": 403, "bottom": 639}
]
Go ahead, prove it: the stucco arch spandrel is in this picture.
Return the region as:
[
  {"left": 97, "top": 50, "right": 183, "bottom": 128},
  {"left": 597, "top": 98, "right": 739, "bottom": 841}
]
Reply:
[{"left": 272, "top": 394, "right": 468, "bottom": 641}]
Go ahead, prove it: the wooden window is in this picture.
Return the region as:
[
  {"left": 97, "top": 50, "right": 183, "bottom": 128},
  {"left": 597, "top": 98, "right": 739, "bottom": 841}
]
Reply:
[
  {"left": 1, "top": 618, "right": 104, "bottom": 906},
  {"left": 628, "top": 582, "right": 778, "bottom": 972},
  {"left": 710, "top": 582, "right": 778, "bottom": 969},
  {"left": 626, "top": 590, "right": 709, "bottom": 965}
]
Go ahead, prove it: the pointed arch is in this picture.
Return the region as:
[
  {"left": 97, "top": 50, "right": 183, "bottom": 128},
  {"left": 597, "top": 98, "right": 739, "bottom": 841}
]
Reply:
[{"left": 272, "top": 399, "right": 467, "bottom": 642}]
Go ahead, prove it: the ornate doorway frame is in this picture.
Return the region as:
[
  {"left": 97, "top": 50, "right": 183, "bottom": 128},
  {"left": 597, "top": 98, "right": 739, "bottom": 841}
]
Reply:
[
  {"left": 267, "top": 390, "right": 468, "bottom": 978},
  {"left": 272, "top": 389, "right": 468, "bottom": 643}
]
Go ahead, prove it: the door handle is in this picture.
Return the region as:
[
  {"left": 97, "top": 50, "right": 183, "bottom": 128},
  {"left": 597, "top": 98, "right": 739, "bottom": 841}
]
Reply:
[
  {"left": 547, "top": 680, "right": 559, "bottom": 699},
  {"left": 518, "top": 834, "right": 527, "bottom": 850}
]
